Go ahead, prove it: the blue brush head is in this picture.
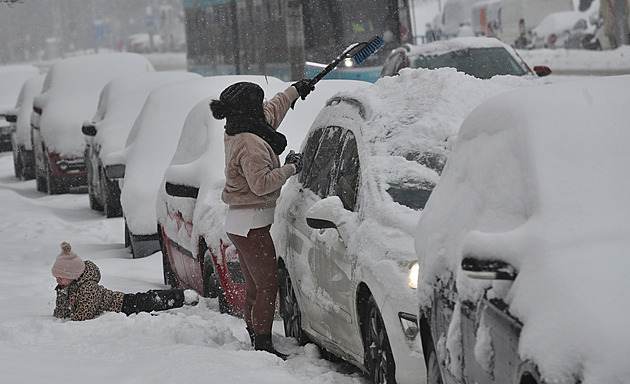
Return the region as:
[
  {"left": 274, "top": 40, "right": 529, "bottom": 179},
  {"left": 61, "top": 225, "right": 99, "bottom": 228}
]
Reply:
[{"left": 351, "top": 36, "right": 385, "bottom": 66}]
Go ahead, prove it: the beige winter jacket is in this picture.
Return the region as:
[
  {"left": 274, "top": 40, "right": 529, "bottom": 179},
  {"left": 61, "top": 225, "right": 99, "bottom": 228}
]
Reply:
[{"left": 221, "top": 86, "right": 300, "bottom": 209}]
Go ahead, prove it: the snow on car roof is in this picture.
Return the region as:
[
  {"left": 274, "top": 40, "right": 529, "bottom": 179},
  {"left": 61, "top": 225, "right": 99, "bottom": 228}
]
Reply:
[
  {"left": 13, "top": 74, "right": 46, "bottom": 148},
  {"left": 532, "top": 10, "right": 587, "bottom": 36},
  {"left": 34, "top": 52, "right": 155, "bottom": 157},
  {"left": 93, "top": 71, "right": 201, "bottom": 165},
  {"left": 0, "top": 64, "right": 40, "bottom": 111},
  {"left": 405, "top": 36, "right": 512, "bottom": 58},
  {"left": 416, "top": 74, "right": 630, "bottom": 383}
]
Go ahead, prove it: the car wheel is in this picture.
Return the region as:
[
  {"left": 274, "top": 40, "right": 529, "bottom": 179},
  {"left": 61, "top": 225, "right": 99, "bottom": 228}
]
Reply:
[
  {"left": 13, "top": 149, "right": 22, "bottom": 179},
  {"left": 201, "top": 243, "right": 231, "bottom": 314},
  {"left": 101, "top": 168, "right": 122, "bottom": 218},
  {"left": 124, "top": 221, "right": 131, "bottom": 248},
  {"left": 278, "top": 267, "right": 309, "bottom": 345},
  {"left": 158, "top": 225, "right": 176, "bottom": 287},
  {"left": 35, "top": 164, "right": 47, "bottom": 193},
  {"left": 363, "top": 295, "right": 396, "bottom": 384},
  {"left": 88, "top": 170, "right": 104, "bottom": 211},
  {"left": 425, "top": 334, "right": 443, "bottom": 384}
]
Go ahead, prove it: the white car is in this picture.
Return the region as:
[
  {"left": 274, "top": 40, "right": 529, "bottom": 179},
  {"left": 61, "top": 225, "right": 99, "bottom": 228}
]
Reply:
[
  {"left": 531, "top": 11, "right": 588, "bottom": 49},
  {"left": 156, "top": 78, "right": 369, "bottom": 315},
  {"left": 8, "top": 74, "right": 45, "bottom": 180},
  {"left": 82, "top": 71, "right": 200, "bottom": 217},
  {"left": 31, "top": 52, "right": 154, "bottom": 194},
  {"left": 0, "top": 64, "right": 40, "bottom": 152},
  {"left": 415, "top": 75, "right": 630, "bottom": 383},
  {"left": 273, "top": 68, "right": 535, "bottom": 384},
  {"left": 112, "top": 76, "right": 255, "bottom": 258},
  {"left": 380, "top": 37, "right": 551, "bottom": 79}
]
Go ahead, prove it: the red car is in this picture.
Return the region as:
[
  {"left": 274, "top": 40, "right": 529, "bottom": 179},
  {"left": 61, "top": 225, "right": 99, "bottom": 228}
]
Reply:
[{"left": 31, "top": 53, "right": 154, "bottom": 194}]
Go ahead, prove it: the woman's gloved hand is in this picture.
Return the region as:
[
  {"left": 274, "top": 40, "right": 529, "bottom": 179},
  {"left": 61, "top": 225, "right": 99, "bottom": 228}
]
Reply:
[
  {"left": 284, "top": 150, "right": 303, "bottom": 174},
  {"left": 291, "top": 78, "right": 315, "bottom": 100}
]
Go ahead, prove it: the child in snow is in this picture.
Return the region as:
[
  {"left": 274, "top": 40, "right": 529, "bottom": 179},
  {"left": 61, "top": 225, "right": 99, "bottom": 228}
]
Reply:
[{"left": 52, "top": 242, "right": 197, "bottom": 321}]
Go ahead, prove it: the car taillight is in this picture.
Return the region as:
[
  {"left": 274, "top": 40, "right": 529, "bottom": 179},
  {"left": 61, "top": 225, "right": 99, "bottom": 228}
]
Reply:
[
  {"left": 33, "top": 106, "right": 42, "bottom": 115},
  {"left": 550, "top": 34, "right": 557, "bottom": 45}
]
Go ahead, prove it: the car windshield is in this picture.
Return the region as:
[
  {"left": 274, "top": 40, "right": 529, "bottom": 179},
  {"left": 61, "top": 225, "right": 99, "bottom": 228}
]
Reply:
[
  {"left": 412, "top": 47, "right": 529, "bottom": 79},
  {"left": 386, "top": 178, "right": 436, "bottom": 210}
]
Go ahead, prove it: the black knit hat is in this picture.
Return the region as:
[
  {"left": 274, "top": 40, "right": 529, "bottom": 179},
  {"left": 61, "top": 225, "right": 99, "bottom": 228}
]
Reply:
[{"left": 210, "top": 82, "right": 264, "bottom": 120}]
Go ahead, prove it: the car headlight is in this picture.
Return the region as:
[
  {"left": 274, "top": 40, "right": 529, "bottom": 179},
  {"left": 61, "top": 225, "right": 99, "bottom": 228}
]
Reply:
[{"left": 408, "top": 262, "right": 419, "bottom": 289}]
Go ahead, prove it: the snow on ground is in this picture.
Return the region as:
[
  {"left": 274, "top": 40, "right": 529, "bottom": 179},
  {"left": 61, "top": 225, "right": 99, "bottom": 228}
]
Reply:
[{"left": 0, "top": 153, "right": 367, "bottom": 384}]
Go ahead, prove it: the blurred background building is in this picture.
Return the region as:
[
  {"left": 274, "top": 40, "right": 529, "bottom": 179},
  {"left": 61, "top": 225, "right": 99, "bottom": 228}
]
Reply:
[{"left": 0, "top": 0, "right": 185, "bottom": 64}]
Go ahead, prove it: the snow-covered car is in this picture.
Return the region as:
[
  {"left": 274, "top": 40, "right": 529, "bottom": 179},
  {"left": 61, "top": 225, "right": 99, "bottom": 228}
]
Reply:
[
  {"left": 31, "top": 52, "right": 154, "bottom": 194},
  {"left": 0, "top": 64, "right": 40, "bottom": 152},
  {"left": 531, "top": 11, "right": 587, "bottom": 49},
  {"left": 112, "top": 76, "right": 228, "bottom": 259},
  {"left": 564, "top": 11, "right": 602, "bottom": 50},
  {"left": 272, "top": 68, "right": 536, "bottom": 384},
  {"left": 156, "top": 78, "right": 369, "bottom": 315},
  {"left": 7, "top": 74, "right": 45, "bottom": 180},
  {"left": 380, "top": 37, "right": 552, "bottom": 79},
  {"left": 415, "top": 75, "right": 630, "bottom": 384},
  {"left": 82, "top": 71, "right": 200, "bottom": 218}
]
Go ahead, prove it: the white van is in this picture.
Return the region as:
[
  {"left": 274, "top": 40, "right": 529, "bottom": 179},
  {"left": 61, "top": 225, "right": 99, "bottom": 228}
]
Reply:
[{"left": 497, "top": 0, "right": 575, "bottom": 47}]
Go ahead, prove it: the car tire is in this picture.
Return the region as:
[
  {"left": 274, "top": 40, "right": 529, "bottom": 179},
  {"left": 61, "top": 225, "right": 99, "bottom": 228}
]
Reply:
[
  {"left": 35, "top": 164, "right": 47, "bottom": 193},
  {"left": 363, "top": 295, "right": 396, "bottom": 384},
  {"left": 200, "top": 242, "right": 232, "bottom": 314},
  {"left": 278, "top": 267, "right": 309, "bottom": 345},
  {"left": 88, "top": 171, "right": 104, "bottom": 211},
  {"left": 158, "top": 225, "right": 177, "bottom": 287},
  {"left": 13, "top": 149, "right": 21, "bottom": 179},
  {"left": 101, "top": 168, "right": 122, "bottom": 218}
]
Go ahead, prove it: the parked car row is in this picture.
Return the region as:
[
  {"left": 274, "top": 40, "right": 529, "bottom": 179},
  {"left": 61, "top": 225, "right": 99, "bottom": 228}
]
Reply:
[{"left": 5, "top": 52, "right": 629, "bottom": 384}]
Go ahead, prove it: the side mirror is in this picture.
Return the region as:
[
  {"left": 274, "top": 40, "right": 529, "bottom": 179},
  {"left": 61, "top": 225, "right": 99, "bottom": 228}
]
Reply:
[
  {"left": 305, "top": 196, "right": 352, "bottom": 241},
  {"left": 82, "top": 122, "right": 97, "bottom": 136},
  {"left": 165, "top": 182, "right": 199, "bottom": 199},
  {"left": 461, "top": 256, "right": 517, "bottom": 281},
  {"left": 533, "top": 65, "right": 552, "bottom": 77},
  {"left": 105, "top": 164, "right": 125, "bottom": 179}
]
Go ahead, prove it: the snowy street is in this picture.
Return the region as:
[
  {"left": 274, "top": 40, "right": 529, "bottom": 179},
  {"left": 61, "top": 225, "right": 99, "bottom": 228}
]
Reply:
[{"left": 0, "top": 152, "right": 368, "bottom": 384}]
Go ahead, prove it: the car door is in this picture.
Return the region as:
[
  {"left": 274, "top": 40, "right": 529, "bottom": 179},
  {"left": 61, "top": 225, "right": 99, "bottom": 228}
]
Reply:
[
  {"left": 291, "top": 125, "right": 362, "bottom": 352},
  {"left": 460, "top": 292, "right": 522, "bottom": 383}
]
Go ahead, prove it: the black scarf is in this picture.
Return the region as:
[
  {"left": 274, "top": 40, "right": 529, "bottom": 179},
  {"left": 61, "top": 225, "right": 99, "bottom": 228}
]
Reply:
[{"left": 224, "top": 116, "right": 287, "bottom": 155}]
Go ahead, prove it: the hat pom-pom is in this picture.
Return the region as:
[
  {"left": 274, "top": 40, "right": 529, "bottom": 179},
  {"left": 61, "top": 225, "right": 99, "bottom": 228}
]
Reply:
[{"left": 60, "top": 242, "right": 71, "bottom": 252}]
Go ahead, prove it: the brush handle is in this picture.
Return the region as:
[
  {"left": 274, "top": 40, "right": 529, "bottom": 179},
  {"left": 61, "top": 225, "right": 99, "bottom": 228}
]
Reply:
[{"left": 309, "top": 43, "right": 360, "bottom": 87}]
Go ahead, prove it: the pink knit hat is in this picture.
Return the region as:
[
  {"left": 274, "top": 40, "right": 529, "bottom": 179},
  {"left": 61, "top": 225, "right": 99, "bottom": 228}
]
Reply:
[{"left": 51, "top": 242, "right": 85, "bottom": 279}]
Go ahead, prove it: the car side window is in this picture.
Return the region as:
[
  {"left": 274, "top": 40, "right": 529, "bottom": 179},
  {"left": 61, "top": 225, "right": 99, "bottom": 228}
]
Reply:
[
  {"left": 331, "top": 131, "right": 359, "bottom": 211},
  {"left": 300, "top": 126, "right": 343, "bottom": 198},
  {"left": 300, "top": 126, "right": 359, "bottom": 212}
]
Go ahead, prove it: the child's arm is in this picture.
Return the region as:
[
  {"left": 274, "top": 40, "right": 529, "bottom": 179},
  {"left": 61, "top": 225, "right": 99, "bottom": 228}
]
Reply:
[{"left": 53, "top": 288, "right": 71, "bottom": 319}]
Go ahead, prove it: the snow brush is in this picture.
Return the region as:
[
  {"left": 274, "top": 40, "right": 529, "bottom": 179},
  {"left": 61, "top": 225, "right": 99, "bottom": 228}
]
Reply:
[
  {"left": 292, "top": 36, "right": 384, "bottom": 108},
  {"left": 309, "top": 35, "right": 385, "bottom": 87}
]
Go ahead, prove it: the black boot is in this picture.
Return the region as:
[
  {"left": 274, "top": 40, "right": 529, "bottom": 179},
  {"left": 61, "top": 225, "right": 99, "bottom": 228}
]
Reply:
[{"left": 254, "top": 334, "right": 288, "bottom": 360}]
